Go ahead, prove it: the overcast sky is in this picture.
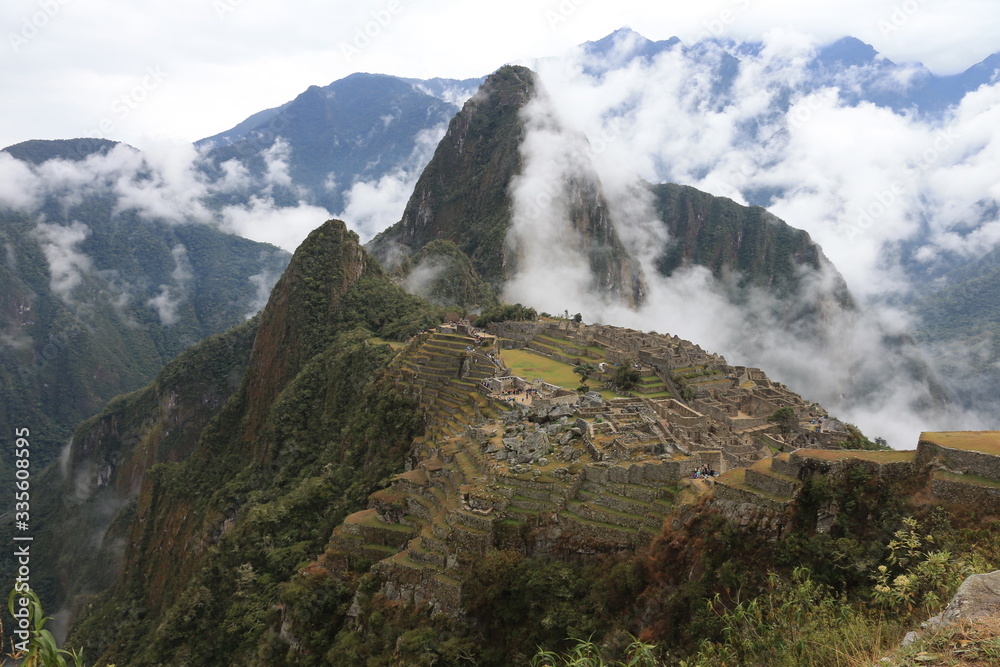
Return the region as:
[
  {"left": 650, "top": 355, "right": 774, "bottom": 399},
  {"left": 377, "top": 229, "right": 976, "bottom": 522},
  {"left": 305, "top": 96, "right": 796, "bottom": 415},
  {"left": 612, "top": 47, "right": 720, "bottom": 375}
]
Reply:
[{"left": 1, "top": 0, "right": 998, "bottom": 151}]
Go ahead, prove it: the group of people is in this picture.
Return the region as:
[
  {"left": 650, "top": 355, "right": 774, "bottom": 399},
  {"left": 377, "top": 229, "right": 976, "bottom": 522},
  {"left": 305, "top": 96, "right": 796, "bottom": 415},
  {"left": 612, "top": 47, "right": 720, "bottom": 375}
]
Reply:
[{"left": 693, "top": 465, "right": 718, "bottom": 479}]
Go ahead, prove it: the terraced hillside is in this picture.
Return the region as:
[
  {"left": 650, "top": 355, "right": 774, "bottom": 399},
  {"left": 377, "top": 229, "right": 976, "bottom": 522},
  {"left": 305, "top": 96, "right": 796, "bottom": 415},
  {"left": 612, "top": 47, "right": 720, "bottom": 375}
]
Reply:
[
  {"left": 313, "top": 318, "right": 901, "bottom": 618},
  {"left": 707, "top": 436, "right": 1000, "bottom": 536},
  {"left": 321, "top": 327, "right": 699, "bottom": 614}
]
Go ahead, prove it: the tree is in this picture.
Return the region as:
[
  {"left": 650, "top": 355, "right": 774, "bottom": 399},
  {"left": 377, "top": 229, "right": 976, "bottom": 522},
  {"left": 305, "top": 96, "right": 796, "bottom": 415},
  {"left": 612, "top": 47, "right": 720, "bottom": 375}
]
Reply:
[
  {"left": 768, "top": 406, "right": 797, "bottom": 436},
  {"left": 573, "top": 363, "right": 597, "bottom": 392},
  {"left": 611, "top": 358, "right": 641, "bottom": 393},
  {"left": 473, "top": 303, "right": 537, "bottom": 328},
  {"left": 572, "top": 313, "right": 582, "bottom": 323}
]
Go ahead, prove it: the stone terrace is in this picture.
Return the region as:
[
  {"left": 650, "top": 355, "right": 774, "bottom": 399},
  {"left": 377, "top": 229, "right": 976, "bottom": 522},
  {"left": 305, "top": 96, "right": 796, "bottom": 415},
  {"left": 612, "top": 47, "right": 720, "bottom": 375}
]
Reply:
[
  {"left": 711, "top": 434, "right": 1000, "bottom": 532},
  {"left": 324, "top": 327, "right": 706, "bottom": 617},
  {"left": 918, "top": 432, "right": 1000, "bottom": 514},
  {"left": 322, "top": 320, "right": 911, "bottom": 617}
]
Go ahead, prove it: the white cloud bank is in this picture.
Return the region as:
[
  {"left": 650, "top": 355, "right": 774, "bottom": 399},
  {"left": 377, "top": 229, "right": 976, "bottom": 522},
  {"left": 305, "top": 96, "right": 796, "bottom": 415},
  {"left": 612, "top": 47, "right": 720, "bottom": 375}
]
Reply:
[{"left": 502, "top": 33, "right": 1000, "bottom": 447}]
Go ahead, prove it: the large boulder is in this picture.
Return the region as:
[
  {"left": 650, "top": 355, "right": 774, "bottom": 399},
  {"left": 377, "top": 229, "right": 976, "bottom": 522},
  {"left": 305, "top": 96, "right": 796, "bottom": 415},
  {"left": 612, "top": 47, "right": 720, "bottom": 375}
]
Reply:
[
  {"left": 902, "top": 570, "right": 1000, "bottom": 646},
  {"left": 925, "top": 570, "right": 1000, "bottom": 629}
]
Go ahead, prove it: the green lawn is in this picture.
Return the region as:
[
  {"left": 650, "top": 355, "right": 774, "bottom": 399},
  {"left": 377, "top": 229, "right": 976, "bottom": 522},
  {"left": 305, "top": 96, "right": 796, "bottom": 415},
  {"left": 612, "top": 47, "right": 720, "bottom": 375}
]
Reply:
[
  {"left": 500, "top": 349, "right": 617, "bottom": 399},
  {"left": 369, "top": 337, "right": 406, "bottom": 350},
  {"left": 921, "top": 431, "right": 1000, "bottom": 456}
]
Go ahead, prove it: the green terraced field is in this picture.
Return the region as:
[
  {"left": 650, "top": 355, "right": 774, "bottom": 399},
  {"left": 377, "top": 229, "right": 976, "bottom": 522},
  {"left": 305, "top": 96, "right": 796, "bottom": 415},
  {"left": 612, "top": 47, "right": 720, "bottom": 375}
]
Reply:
[{"left": 500, "top": 348, "right": 618, "bottom": 399}]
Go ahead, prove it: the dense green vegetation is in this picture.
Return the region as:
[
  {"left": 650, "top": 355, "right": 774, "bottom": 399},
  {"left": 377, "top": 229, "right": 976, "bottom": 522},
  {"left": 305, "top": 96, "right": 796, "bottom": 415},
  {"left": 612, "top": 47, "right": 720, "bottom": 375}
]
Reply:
[
  {"left": 473, "top": 302, "right": 537, "bottom": 327},
  {"left": 394, "top": 239, "right": 500, "bottom": 311},
  {"left": 537, "top": 477, "right": 998, "bottom": 666},
  {"left": 610, "top": 358, "right": 641, "bottom": 392},
  {"left": 19, "top": 318, "right": 261, "bottom": 608},
  {"left": 49, "top": 221, "right": 443, "bottom": 664}
]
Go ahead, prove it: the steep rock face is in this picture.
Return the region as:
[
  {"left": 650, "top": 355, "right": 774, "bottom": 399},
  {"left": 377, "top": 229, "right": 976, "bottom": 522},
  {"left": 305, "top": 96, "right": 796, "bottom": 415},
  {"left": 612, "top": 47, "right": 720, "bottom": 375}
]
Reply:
[
  {"left": 370, "top": 66, "right": 531, "bottom": 285},
  {"left": 369, "top": 65, "right": 646, "bottom": 306},
  {"left": 651, "top": 182, "right": 853, "bottom": 308},
  {"left": 27, "top": 320, "right": 258, "bottom": 610},
  {"left": 558, "top": 174, "right": 646, "bottom": 306},
  {"left": 242, "top": 220, "right": 374, "bottom": 448},
  {"left": 61, "top": 220, "right": 438, "bottom": 664}
]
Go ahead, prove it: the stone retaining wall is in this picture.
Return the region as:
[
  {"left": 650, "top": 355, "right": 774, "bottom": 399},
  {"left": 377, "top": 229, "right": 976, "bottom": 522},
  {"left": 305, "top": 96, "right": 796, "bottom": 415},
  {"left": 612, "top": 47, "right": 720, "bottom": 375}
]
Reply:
[
  {"left": 557, "top": 514, "right": 644, "bottom": 547},
  {"left": 592, "top": 493, "right": 655, "bottom": 516},
  {"left": 770, "top": 455, "right": 796, "bottom": 477},
  {"left": 376, "top": 562, "right": 464, "bottom": 618},
  {"left": 449, "top": 526, "right": 492, "bottom": 553},
  {"left": 931, "top": 475, "right": 1000, "bottom": 515},
  {"left": 712, "top": 481, "right": 791, "bottom": 514},
  {"left": 789, "top": 452, "right": 919, "bottom": 484},
  {"left": 917, "top": 441, "right": 1000, "bottom": 481},
  {"left": 744, "top": 468, "right": 800, "bottom": 499}
]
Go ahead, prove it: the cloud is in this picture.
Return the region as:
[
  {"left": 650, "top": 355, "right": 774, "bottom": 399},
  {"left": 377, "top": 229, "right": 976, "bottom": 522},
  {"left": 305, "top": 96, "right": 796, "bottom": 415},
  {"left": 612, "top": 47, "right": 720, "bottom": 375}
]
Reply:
[
  {"left": 262, "top": 137, "right": 293, "bottom": 190},
  {"left": 220, "top": 196, "right": 333, "bottom": 252},
  {"left": 33, "top": 221, "right": 93, "bottom": 305},
  {"left": 520, "top": 31, "right": 1000, "bottom": 306},
  {"left": 112, "top": 142, "right": 213, "bottom": 223},
  {"left": 336, "top": 123, "right": 448, "bottom": 240},
  {"left": 502, "top": 36, "right": 1000, "bottom": 447},
  {"left": 244, "top": 263, "right": 283, "bottom": 319},
  {"left": 146, "top": 244, "right": 192, "bottom": 326},
  {"left": 215, "top": 159, "right": 253, "bottom": 193},
  {"left": 0, "top": 153, "right": 43, "bottom": 210}
]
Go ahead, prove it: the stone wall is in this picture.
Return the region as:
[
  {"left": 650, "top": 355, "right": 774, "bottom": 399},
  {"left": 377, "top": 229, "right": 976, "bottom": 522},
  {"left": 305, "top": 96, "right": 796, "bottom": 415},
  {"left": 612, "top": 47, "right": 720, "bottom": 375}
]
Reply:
[
  {"left": 650, "top": 399, "right": 706, "bottom": 427},
  {"left": 691, "top": 450, "right": 723, "bottom": 472},
  {"left": 788, "top": 451, "right": 919, "bottom": 484},
  {"left": 583, "top": 459, "right": 697, "bottom": 486},
  {"left": 917, "top": 441, "right": 1000, "bottom": 481},
  {"left": 931, "top": 474, "right": 1000, "bottom": 515},
  {"left": 711, "top": 483, "right": 792, "bottom": 537},
  {"left": 770, "top": 454, "right": 797, "bottom": 477},
  {"left": 376, "top": 561, "right": 463, "bottom": 619},
  {"left": 744, "top": 467, "right": 800, "bottom": 498}
]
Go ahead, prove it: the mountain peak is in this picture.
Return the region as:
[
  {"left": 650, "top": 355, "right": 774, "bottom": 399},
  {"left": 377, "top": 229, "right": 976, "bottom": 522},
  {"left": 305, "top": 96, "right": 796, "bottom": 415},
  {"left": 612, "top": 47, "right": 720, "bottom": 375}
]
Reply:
[
  {"left": 369, "top": 65, "right": 647, "bottom": 306},
  {"left": 2, "top": 137, "right": 121, "bottom": 164},
  {"left": 581, "top": 27, "right": 680, "bottom": 64},
  {"left": 814, "top": 36, "right": 881, "bottom": 68}
]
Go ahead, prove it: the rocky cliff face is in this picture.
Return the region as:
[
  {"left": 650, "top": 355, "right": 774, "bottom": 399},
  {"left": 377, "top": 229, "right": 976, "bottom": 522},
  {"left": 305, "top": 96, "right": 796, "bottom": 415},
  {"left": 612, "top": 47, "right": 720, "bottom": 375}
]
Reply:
[
  {"left": 651, "top": 182, "right": 853, "bottom": 308},
  {"left": 369, "top": 65, "right": 647, "bottom": 307},
  {"left": 54, "top": 219, "right": 438, "bottom": 664},
  {"left": 240, "top": 221, "right": 375, "bottom": 452}
]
